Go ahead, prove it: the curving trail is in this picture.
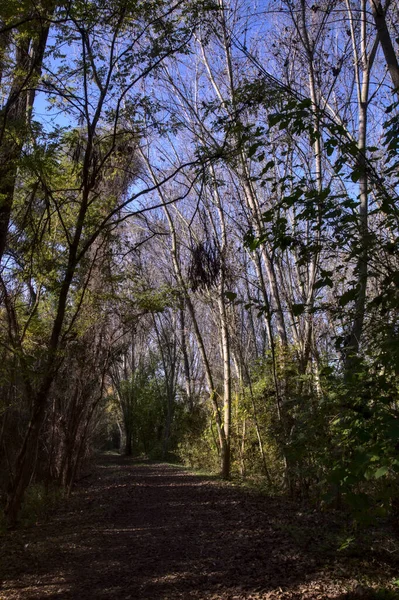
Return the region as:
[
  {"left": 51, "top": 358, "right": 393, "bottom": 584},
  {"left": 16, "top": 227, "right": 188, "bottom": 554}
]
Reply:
[{"left": 0, "top": 455, "right": 396, "bottom": 599}]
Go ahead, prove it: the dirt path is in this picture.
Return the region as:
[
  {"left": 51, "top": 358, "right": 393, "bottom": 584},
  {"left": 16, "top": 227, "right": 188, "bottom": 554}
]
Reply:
[{"left": 0, "top": 456, "right": 397, "bottom": 599}]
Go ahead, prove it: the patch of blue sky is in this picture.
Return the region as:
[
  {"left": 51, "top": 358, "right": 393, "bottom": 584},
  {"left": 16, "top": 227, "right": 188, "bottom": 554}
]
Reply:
[{"left": 33, "top": 89, "right": 74, "bottom": 132}]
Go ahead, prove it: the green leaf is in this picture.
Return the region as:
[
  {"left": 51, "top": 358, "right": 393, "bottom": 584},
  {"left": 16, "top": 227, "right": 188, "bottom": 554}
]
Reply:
[
  {"left": 351, "top": 169, "right": 361, "bottom": 183},
  {"left": 224, "top": 291, "right": 237, "bottom": 301},
  {"left": 292, "top": 303, "right": 305, "bottom": 316},
  {"left": 268, "top": 113, "right": 282, "bottom": 127},
  {"left": 338, "top": 288, "right": 358, "bottom": 306},
  {"left": 261, "top": 160, "right": 274, "bottom": 174},
  {"left": 338, "top": 536, "right": 355, "bottom": 551},
  {"left": 374, "top": 466, "right": 388, "bottom": 479},
  {"left": 248, "top": 143, "right": 260, "bottom": 158},
  {"left": 314, "top": 277, "right": 333, "bottom": 290},
  {"left": 261, "top": 209, "right": 274, "bottom": 223},
  {"left": 385, "top": 418, "right": 399, "bottom": 440}
]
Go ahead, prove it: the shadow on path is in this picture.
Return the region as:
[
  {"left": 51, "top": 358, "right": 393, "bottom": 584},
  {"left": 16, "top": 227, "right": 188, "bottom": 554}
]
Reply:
[{"left": 0, "top": 455, "right": 395, "bottom": 599}]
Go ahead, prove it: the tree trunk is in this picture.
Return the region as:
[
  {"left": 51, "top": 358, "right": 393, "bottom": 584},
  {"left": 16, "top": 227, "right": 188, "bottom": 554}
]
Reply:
[
  {"left": 4, "top": 393, "right": 48, "bottom": 525},
  {"left": 0, "top": 7, "right": 55, "bottom": 263},
  {"left": 344, "top": 0, "right": 373, "bottom": 370},
  {"left": 369, "top": 0, "right": 399, "bottom": 94},
  {"left": 125, "top": 429, "right": 133, "bottom": 456}
]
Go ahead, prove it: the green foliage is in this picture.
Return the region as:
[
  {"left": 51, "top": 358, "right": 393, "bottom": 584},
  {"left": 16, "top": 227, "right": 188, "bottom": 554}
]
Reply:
[
  {"left": 133, "top": 286, "right": 181, "bottom": 313},
  {"left": 116, "top": 364, "right": 165, "bottom": 455},
  {"left": 177, "top": 405, "right": 220, "bottom": 472},
  {"left": 235, "top": 81, "right": 399, "bottom": 518},
  {"left": 113, "top": 355, "right": 189, "bottom": 459},
  {"left": 323, "top": 362, "right": 399, "bottom": 518},
  {"left": 244, "top": 349, "right": 399, "bottom": 516},
  {"left": 233, "top": 375, "right": 282, "bottom": 480},
  {"left": 19, "top": 484, "right": 62, "bottom": 527}
]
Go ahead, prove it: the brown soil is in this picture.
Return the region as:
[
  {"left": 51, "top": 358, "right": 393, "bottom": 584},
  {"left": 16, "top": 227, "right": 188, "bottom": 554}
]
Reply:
[{"left": 0, "top": 455, "right": 398, "bottom": 600}]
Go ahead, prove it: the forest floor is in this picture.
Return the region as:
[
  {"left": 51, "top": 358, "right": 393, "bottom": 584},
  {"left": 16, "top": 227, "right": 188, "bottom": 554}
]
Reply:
[{"left": 0, "top": 454, "right": 398, "bottom": 600}]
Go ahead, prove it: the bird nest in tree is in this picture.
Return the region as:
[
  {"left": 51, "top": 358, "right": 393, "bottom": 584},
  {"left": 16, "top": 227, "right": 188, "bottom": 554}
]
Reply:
[{"left": 188, "top": 239, "right": 221, "bottom": 292}]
